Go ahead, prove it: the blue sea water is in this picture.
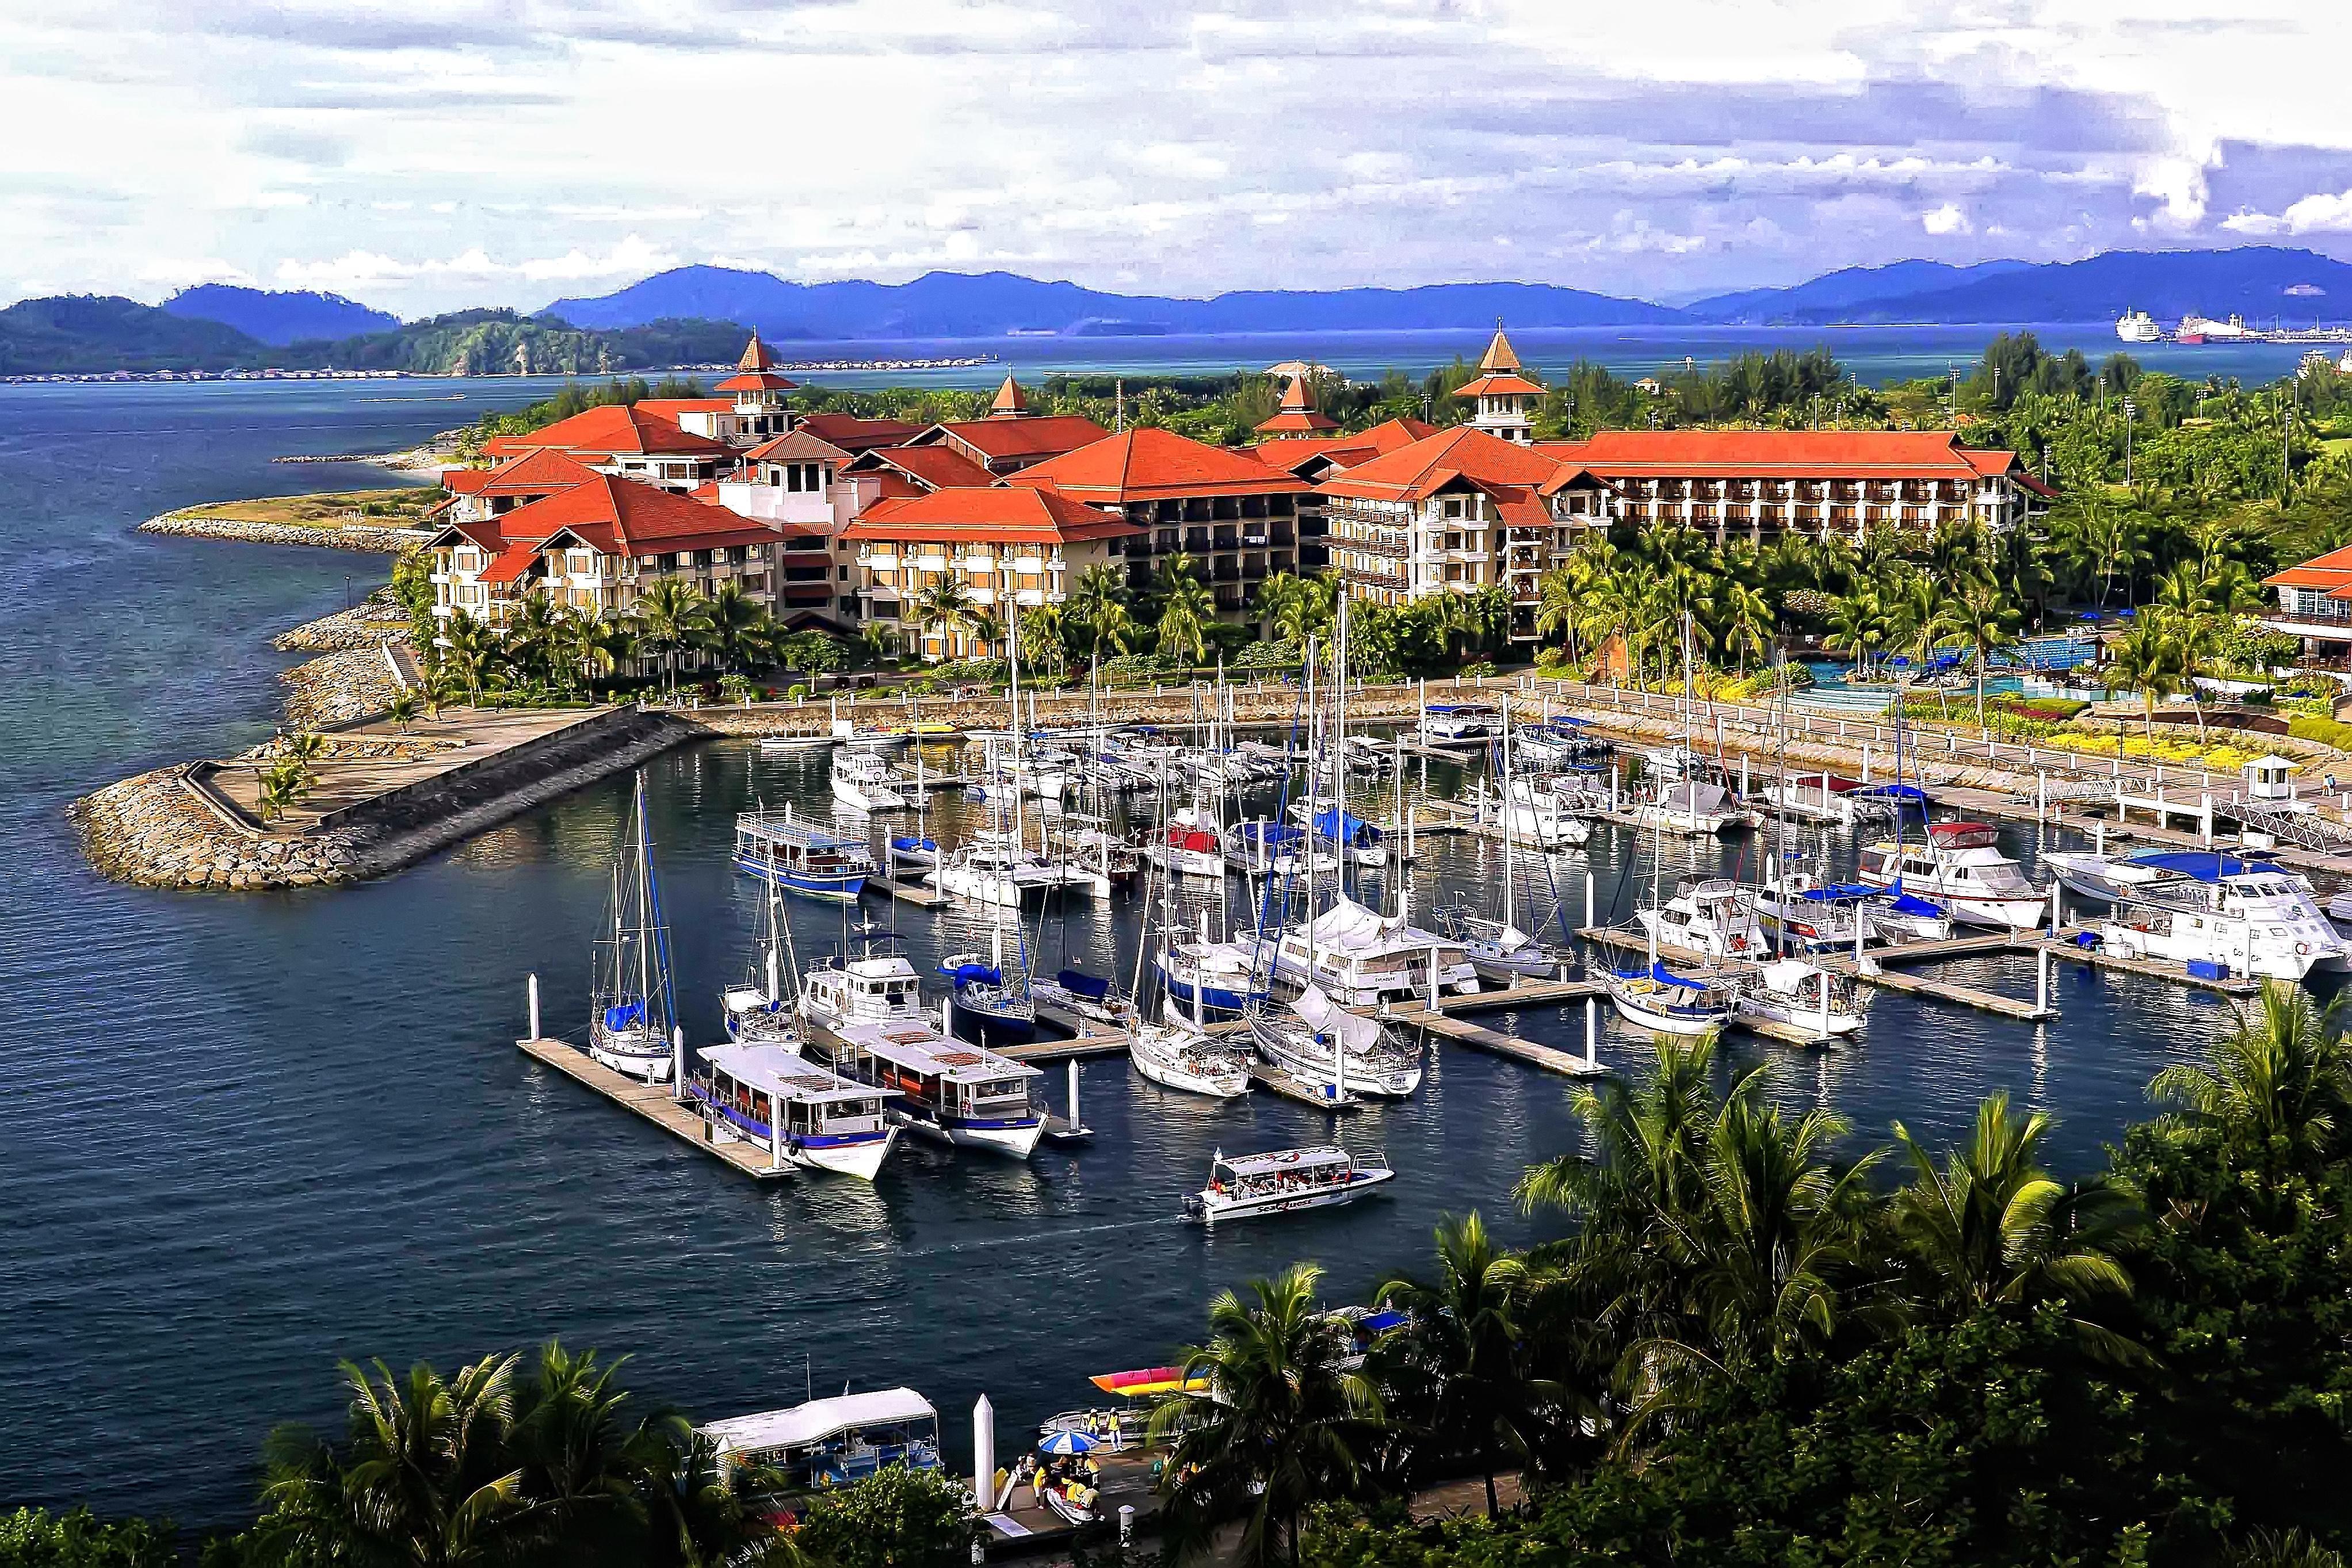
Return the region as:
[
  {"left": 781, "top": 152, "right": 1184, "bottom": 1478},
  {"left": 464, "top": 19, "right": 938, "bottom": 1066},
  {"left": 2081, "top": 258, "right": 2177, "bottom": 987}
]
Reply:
[{"left": 0, "top": 361, "right": 2270, "bottom": 1532}]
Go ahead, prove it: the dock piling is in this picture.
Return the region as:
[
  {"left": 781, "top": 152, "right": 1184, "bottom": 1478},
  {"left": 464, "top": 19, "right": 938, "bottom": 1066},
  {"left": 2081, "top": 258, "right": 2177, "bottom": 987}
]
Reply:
[
  {"left": 1067, "top": 1060, "right": 1081, "bottom": 1131},
  {"left": 671, "top": 1027, "right": 686, "bottom": 1101},
  {"left": 526, "top": 973, "right": 540, "bottom": 1042},
  {"left": 974, "top": 1395, "right": 995, "bottom": 1519},
  {"left": 2036, "top": 945, "right": 2052, "bottom": 1019},
  {"left": 1584, "top": 871, "right": 1595, "bottom": 930},
  {"left": 1584, "top": 997, "right": 1597, "bottom": 1067}
]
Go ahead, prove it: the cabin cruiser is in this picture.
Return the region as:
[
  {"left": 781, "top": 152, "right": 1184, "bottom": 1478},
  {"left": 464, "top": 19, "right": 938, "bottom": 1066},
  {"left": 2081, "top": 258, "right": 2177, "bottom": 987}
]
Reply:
[
  {"left": 1419, "top": 702, "right": 1498, "bottom": 743},
  {"left": 1746, "top": 871, "right": 1865, "bottom": 953},
  {"left": 2044, "top": 848, "right": 2346, "bottom": 981},
  {"left": 1858, "top": 821, "right": 2045, "bottom": 931},
  {"left": 1732, "top": 959, "right": 1869, "bottom": 1045},
  {"left": 1755, "top": 772, "right": 1896, "bottom": 828},
  {"left": 1268, "top": 895, "right": 1480, "bottom": 1008},
  {"left": 1052, "top": 816, "right": 1141, "bottom": 894},
  {"left": 1182, "top": 1145, "right": 1393, "bottom": 1224},
  {"left": 1625, "top": 780, "right": 1753, "bottom": 838},
  {"left": 1605, "top": 959, "right": 1736, "bottom": 1036},
  {"left": 1437, "top": 901, "right": 1567, "bottom": 982},
  {"left": 689, "top": 1043, "right": 900, "bottom": 1180},
  {"left": 1488, "top": 777, "right": 1590, "bottom": 850},
  {"left": 1636, "top": 878, "right": 1766, "bottom": 961},
  {"left": 799, "top": 924, "right": 926, "bottom": 1038},
  {"left": 1128, "top": 1018, "right": 1252, "bottom": 1098},
  {"left": 1234, "top": 820, "right": 1338, "bottom": 878},
  {"left": 1247, "top": 986, "right": 1423, "bottom": 1099},
  {"left": 698, "top": 1388, "right": 941, "bottom": 1492},
  {"left": 831, "top": 750, "right": 910, "bottom": 813},
  {"left": 932, "top": 837, "right": 1090, "bottom": 908}
]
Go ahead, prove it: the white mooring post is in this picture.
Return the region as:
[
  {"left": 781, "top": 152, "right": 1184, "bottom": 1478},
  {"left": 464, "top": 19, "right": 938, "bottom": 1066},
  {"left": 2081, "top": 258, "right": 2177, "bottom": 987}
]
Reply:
[
  {"left": 2049, "top": 879, "right": 2064, "bottom": 939},
  {"left": 526, "top": 973, "right": 540, "bottom": 1041},
  {"left": 2036, "top": 944, "right": 2052, "bottom": 1019},
  {"left": 1740, "top": 752, "right": 1750, "bottom": 794},
  {"left": 1584, "top": 997, "right": 1598, "bottom": 1068},
  {"left": 1584, "top": 871, "right": 1596, "bottom": 930},
  {"left": 771, "top": 1103, "right": 784, "bottom": 1170},
  {"left": 1067, "top": 1060, "right": 1081, "bottom": 1131},
  {"left": 2095, "top": 820, "right": 2106, "bottom": 857},
  {"left": 1862, "top": 744, "right": 1873, "bottom": 783},
  {"left": 2037, "top": 770, "right": 2046, "bottom": 824},
  {"left": 672, "top": 1026, "right": 686, "bottom": 1100},
  {"left": 973, "top": 1394, "right": 996, "bottom": 1516},
  {"left": 1120, "top": 1505, "right": 1136, "bottom": 1548}
]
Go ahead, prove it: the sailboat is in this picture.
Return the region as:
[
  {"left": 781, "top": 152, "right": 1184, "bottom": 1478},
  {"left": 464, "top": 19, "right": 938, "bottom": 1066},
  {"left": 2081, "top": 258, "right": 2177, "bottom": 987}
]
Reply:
[
  {"left": 1605, "top": 735, "right": 1736, "bottom": 1036},
  {"left": 1128, "top": 821, "right": 1253, "bottom": 1099},
  {"left": 589, "top": 772, "right": 677, "bottom": 1083},
  {"left": 1451, "top": 717, "right": 1574, "bottom": 981},
  {"left": 724, "top": 844, "right": 803, "bottom": 1048}
]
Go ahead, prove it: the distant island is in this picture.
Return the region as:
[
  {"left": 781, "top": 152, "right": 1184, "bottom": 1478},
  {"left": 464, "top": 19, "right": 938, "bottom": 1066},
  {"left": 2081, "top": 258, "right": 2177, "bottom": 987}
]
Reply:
[{"left": 5, "top": 246, "right": 2350, "bottom": 377}]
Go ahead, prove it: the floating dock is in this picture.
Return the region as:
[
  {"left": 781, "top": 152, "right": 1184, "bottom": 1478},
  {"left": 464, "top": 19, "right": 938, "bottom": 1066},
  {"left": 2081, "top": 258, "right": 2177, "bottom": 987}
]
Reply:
[
  {"left": 515, "top": 1034, "right": 791, "bottom": 1180},
  {"left": 1391, "top": 1005, "right": 1605, "bottom": 1076},
  {"left": 1578, "top": 925, "right": 2055, "bottom": 1022},
  {"left": 860, "top": 871, "right": 946, "bottom": 908}
]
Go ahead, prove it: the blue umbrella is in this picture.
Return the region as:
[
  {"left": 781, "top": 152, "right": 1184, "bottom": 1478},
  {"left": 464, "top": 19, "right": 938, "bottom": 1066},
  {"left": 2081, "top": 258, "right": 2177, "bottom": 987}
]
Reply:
[{"left": 1040, "top": 1430, "right": 1098, "bottom": 1455}]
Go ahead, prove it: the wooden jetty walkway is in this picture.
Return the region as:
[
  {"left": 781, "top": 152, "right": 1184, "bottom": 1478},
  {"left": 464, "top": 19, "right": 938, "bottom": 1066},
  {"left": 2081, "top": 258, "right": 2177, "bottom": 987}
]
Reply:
[
  {"left": 1391, "top": 1004, "right": 1605, "bottom": 1076},
  {"left": 515, "top": 1034, "right": 792, "bottom": 1180},
  {"left": 1579, "top": 925, "right": 2056, "bottom": 1021},
  {"left": 860, "top": 870, "right": 945, "bottom": 908}
]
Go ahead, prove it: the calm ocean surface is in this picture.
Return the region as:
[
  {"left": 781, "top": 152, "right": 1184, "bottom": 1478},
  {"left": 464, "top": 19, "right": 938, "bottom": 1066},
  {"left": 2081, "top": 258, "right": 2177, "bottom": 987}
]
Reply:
[{"left": 0, "top": 345, "right": 2282, "bottom": 1529}]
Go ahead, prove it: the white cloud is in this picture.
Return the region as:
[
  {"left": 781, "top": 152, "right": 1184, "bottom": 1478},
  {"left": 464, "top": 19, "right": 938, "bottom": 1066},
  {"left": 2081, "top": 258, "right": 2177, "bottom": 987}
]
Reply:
[
  {"left": 2219, "top": 188, "right": 2352, "bottom": 236},
  {"left": 135, "top": 255, "right": 256, "bottom": 288},
  {"left": 1923, "top": 202, "right": 1972, "bottom": 235}
]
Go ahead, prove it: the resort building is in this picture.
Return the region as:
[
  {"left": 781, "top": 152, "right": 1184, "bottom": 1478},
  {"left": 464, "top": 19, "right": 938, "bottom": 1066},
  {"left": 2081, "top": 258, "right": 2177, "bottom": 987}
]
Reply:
[
  {"left": 841, "top": 487, "right": 1143, "bottom": 660},
  {"left": 1453, "top": 328, "right": 1546, "bottom": 445},
  {"left": 1255, "top": 375, "right": 1339, "bottom": 435},
  {"left": 2262, "top": 546, "right": 2352, "bottom": 657},
  {"left": 796, "top": 411, "right": 927, "bottom": 454},
  {"left": 1004, "top": 428, "right": 1311, "bottom": 619},
  {"left": 901, "top": 378, "right": 1109, "bottom": 476},
  {"left": 480, "top": 402, "right": 732, "bottom": 491},
  {"left": 1252, "top": 416, "right": 1442, "bottom": 568},
  {"left": 425, "top": 475, "right": 808, "bottom": 629},
  {"left": 842, "top": 443, "right": 999, "bottom": 498},
  {"left": 1534, "top": 430, "right": 2051, "bottom": 542},
  {"left": 1316, "top": 424, "right": 1616, "bottom": 642}
]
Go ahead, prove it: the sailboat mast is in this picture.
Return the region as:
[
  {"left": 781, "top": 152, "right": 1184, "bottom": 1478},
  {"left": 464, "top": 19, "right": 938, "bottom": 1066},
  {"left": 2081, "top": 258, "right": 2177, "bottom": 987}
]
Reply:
[
  {"left": 1303, "top": 630, "right": 1319, "bottom": 983},
  {"left": 1007, "top": 610, "right": 1025, "bottom": 857},
  {"left": 1501, "top": 712, "right": 1515, "bottom": 931},
  {"left": 633, "top": 774, "right": 653, "bottom": 1012}
]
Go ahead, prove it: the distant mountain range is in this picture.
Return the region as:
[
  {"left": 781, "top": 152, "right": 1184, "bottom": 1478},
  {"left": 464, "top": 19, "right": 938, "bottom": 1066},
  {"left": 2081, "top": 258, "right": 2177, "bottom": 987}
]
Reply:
[
  {"left": 162, "top": 284, "right": 399, "bottom": 345},
  {"left": 539, "top": 268, "right": 1684, "bottom": 338},
  {"left": 7, "top": 247, "right": 2351, "bottom": 375}
]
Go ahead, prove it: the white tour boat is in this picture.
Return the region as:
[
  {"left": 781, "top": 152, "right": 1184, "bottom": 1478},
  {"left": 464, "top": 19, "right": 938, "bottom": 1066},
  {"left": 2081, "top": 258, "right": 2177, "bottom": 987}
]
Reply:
[
  {"left": 689, "top": 1043, "right": 900, "bottom": 1180},
  {"left": 803, "top": 1017, "right": 1045, "bottom": 1158},
  {"left": 1182, "top": 1145, "right": 1394, "bottom": 1225},
  {"left": 1419, "top": 702, "right": 1499, "bottom": 743},
  {"left": 1858, "top": 821, "right": 2045, "bottom": 931}
]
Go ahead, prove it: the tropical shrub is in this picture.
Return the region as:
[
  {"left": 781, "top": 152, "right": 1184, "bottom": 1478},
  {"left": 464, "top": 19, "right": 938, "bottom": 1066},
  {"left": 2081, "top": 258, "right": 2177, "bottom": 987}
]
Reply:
[{"left": 796, "top": 1466, "right": 973, "bottom": 1568}]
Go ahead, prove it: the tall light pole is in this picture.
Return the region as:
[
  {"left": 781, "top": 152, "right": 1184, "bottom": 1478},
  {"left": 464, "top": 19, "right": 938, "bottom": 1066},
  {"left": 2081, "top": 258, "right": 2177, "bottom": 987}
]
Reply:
[{"left": 2122, "top": 397, "right": 2136, "bottom": 487}]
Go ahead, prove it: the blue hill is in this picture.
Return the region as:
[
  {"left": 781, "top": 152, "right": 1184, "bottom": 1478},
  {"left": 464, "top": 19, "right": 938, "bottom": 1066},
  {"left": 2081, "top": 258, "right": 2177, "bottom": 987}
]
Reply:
[
  {"left": 1735, "top": 248, "right": 2352, "bottom": 326},
  {"left": 540, "top": 267, "right": 1676, "bottom": 338},
  {"left": 1685, "top": 260, "right": 2036, "bottom": 323},
  {"left": 163, "top": 285, "right": 400, "bottom": 345}
]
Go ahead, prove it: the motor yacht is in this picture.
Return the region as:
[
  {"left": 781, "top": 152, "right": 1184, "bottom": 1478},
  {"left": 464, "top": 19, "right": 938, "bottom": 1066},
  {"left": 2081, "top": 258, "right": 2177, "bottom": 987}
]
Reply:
[
  {"left": 1857, "top": 821, "right": 2045, "bottom": 931},
  {"left": 1267, "top": 894, "right": 1480, "bottom": 1008},
  {"left": 831, "top": 750, "right": 910, "bottom": 813},
  {"left": 2044, "top": 848, "right": 2345, "bottom": 981},
  {"left": 1635, "top": 878, "right": 1766, "bottom": 961}
]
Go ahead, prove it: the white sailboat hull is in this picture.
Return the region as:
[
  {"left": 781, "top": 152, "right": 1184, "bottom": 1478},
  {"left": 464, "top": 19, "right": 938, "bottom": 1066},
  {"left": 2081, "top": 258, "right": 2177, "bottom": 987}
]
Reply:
[
  {"left": 1129, "top": 1027, "right": 1251, "bottom": 1099},
  {"left": 831, "top": 777, "right": 908, "bottom": 812}
]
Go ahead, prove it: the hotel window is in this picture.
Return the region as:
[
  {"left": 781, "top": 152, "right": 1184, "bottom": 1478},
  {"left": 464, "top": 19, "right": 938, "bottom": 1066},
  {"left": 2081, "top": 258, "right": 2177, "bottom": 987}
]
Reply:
[{"left": 567, "top": 551, "right": 592, "bottom": 575}]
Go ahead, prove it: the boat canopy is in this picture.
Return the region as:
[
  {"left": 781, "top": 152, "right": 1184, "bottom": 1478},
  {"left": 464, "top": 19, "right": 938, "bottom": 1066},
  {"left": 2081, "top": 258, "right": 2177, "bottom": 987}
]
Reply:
[
  {"left": 1295, "top": 984, "right": 1385, "bottom": 1055},
  {"left": 1216, "top": 1144, "right": 1353, "bottom": 1178},
  {"left": 1795, "top": 882, "right": 1878, "bottom": 902},
  {"left": 1926, "top": 821, "right": 2001, "bottom": 848},
  {"left": 1056, "top": 967, "right": 1112, "bottom": 1001},
  {"left": 950, "top": 962, "right": 1004, "bottom": 988},
  {"left": 1310, "top": 806, "right": 1383, "bottom": 846},
  {"left": 700, "top": 1388, "right": 937, "bottom": 1458},
  {"left": 859, "top": 1027, "right": 1040, "bottom": 1083},
  {"left": 738, "top": 814, "right": 870, "bottom": 854},
  {"left": 1239, "top": 821, "right": 1304, "bottom": 847},
  {"left": 1754, "top": 959, "right": 1824, "bottom": 995},
  {"left": 1850, "top": 782, "right": 1929, "bottom": 801},
  {"left": 1166, "top": 825, "right": 1219, "bottom": 853},
  {"left": 1618, "top": 960, "right": 1717, "bottom": 991},
  {"left": 700, "top": 1043, "right": 884, "bottom": 1106},
  {"left": 1359, "top": 1309, "right": 1410, "bottom": 1333},
  {"left": 2124, "top": 850, "right": 2265, "bottom": 880},
  {"left": 1887, "top": 892, "right": 1945, "bottom": 918},
  {"left": 603, "top": 1001, "right": 647, "bottom": 1030},
  {"left": 1424, "top": 702, "right": 1496, "bottom": 716},
  {"left": 1657, "top": 781, "right": 1735, "bottom": 814}
]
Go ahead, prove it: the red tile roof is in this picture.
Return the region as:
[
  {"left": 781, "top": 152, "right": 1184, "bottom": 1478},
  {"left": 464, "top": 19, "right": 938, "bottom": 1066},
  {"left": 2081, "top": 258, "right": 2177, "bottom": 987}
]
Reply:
[
  {"left": 845, "top": 486, "right": 1144, "bottom": 545},
  {"left": 734, "top": 332, "right": 780, "bottom": 373},
  {"left": 1319, "top": 425, "right": 1568, "bottom": 503},
  {"left": 491, "top": 473, "right": 778, "bottom": 557},
  {"left": 1477, "top": 327, "right": 1524, "bottom": 373},
  {"left": 1252, "top": 438, "right": 1382, "bottom": 476},
  {"left": 851, "top": 444, "right": 997, "bottom": 492},
  {"left": 497, "top": 403, "right": 732, "bottom": 459},
  {"left": 476, "top": 448, "right": 604, "bottom": 498},
  {"left": 990, "top": 373, "right": 1029, "bottom": 415},
  {"left": 743, "top": 429, "right": 853, "bottom": 465},
  {"left": 797, "top": 412, "right": 926, "bottom": 453},
  {"left": 1538, "top": 430, "right": 2031, "bottom": 483},
  {"left": 478, "top": 545, "right": 540, "bottom": 586},
  {"left": 1256, "top": 375, "right": 1339, "bottom": 434},
  {"left": 1007, "top": 427, "right": 1309, "bottom": 502},
  {"left": 2266, "top": 545, "right": 2352, "bottom": 590},
  {"left": 1454, "top": 371, "right": 1546, "bottom": 400},
  {"left": 714, "top": 370, "right": 798, "bottom": 393},
  {"left": 921, "top": 414, "right": 1110, "bottom": 464},
  {"left": 440, "top": 467, "right": 494, "bottom": 496},
  {"left": 633, "top": 397, "right": 734, "bottom": 419}
]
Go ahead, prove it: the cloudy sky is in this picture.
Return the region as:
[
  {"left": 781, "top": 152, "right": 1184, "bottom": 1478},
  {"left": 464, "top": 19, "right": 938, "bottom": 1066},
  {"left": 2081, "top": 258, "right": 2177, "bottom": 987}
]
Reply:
[{"left": 6, "top": 0, "right": 2351, "bottom": 316}]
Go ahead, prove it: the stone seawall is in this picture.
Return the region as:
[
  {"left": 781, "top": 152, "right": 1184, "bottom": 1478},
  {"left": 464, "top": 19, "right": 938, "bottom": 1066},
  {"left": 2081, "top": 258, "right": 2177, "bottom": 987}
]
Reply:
[
  {"left": 283, "top": 646, "right": 407, "bottom": 729},
  {"left": 139, "top": 511, "right": 420, "bottom": 554},
  {"left": 72, "top": 710, "right": 694, "bottom": 892}
]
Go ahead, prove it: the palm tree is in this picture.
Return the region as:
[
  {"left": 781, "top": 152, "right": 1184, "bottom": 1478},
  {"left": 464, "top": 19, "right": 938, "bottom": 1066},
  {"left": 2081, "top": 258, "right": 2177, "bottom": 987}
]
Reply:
[
  {"left": 1155, "top": 554, "right": 1215, "bottom": 667},
  {"left": 1533, "top": 567, "right": 1582, "bottom": 663},
  {"left": 1823, "top": 585, "right": 1885, "bottom": 678},
  {"left": 699, "top": 583, "right": 770, "bottom": 676},
  {"left": 631, "top": 578, "right": 709, "bottom": 697},
  {"left": 254, "top": 1353, "right": 528, "bottom": 1567},
  {"left": 1461, "top": 583, "right": 1512, "bottom": 658},
  {"left": 2103, "top": 618, "right": 2182, "bottom": 744},
  {"left": 507, "top": 1342, "right": 652, "bottom": 1550},
  {"left": 855, "top": 621, "right": 899, "bottom": 671},
  {"left": 2151, "top": 982, "right": 2351, "bottom": 1171},
  {"left": 1947, "top": 580, "right": 2021, "bottom": 725},
  {"left": 1148, "top": 1263, "right": 1378, "bottom": 1568},
  {"left": 1251, "top": 570, "right": 1300, "bottom": 641},
  {"left": 388, "top": 689, "right": 421, "bottom": 732},
  {"left": 440, "top": 609, "right": 497, "bottom": 707},
  {"left": 509, "top": 591, "right": 563, "bottom": 689},
  {"left": 1067, "top": 563, "right": 1131, "bottom": 656},
  {"left": 2163, "top": 608, "right": 2226, "bottom": 741},
  {"left": 907, "top": 576, "right": 978, "bottom": 662},
  {"left": 1718, "top": 579, "right": 1774, "bottom": 672},
  {"left": 578, "top": 612, "right": 640, "bottom": 695},
  {"left": 1272, "top": 576, "right": 1327, "bottom": 647},
  {"left": 1016, "top": 604, "right": 1066, "bottom": 677},
  {"left": 1891, "top": 1094, "right": 2142, "bottom": 1357},
  {"left": 1374, "top": 1214, "right": 1542, "bottom": 1518}
]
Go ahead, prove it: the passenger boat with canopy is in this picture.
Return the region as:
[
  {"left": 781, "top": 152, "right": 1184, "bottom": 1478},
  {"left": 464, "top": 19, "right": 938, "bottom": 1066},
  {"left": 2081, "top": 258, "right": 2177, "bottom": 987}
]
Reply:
[
  {"left": 801, "top": 1018, "right": 1044, "bottom": 1157},
  {"left": 589, "top": 772, "right": 677, "bottom": 1083},
  {"left": 700, "top": 1389, "right": 941, "bottom": 1492},
  {"left": 1182, "top": 1145, "right": 1394, "bottom": 1224},
  {"left": 734, "top": 808, "right": 874, "bottom": 901},
  {"left": 689, "top": 1043, "right": 900, "bottom": 1180},
  {"left": 1418, "top": 702, "right": 1498, "bottom": 743}
]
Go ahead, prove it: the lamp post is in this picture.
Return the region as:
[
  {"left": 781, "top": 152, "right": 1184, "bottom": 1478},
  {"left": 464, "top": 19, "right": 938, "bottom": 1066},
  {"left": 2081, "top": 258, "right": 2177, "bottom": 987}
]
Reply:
[{"left": 2122, "top": 397, "right": 2136, "bottom": 486}]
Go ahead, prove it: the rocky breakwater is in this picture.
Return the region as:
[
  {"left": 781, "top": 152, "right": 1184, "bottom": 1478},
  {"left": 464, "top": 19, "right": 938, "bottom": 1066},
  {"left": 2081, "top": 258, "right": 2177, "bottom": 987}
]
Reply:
[
  {"left": 71, "top": 765, "right": 365, "bottom": 890},
  {"left": 140, "top": 510, "right": 419, "bottom": 554},
  {"left": 273, "top": 595, "right": 413, "bottom": 653},
  {"left": 282, "top": 645, "right": 407, "bottom": 729}
]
